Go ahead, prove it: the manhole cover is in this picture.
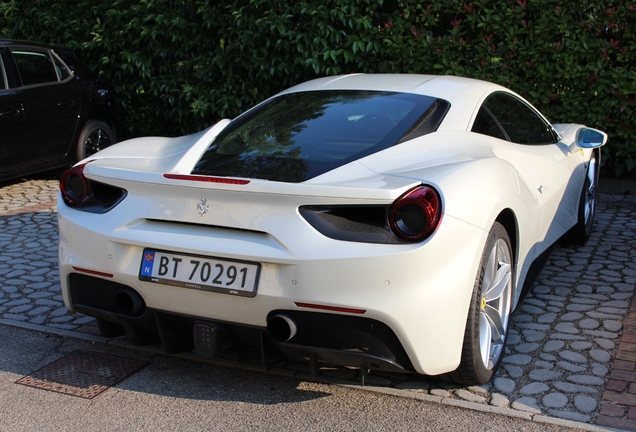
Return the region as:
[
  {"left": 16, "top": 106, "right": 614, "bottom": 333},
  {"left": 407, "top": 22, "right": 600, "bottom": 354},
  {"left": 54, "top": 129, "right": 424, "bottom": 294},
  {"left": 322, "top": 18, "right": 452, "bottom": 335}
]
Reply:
[{"left": 16, "top": 350, "right": 147, "bottom": 399}]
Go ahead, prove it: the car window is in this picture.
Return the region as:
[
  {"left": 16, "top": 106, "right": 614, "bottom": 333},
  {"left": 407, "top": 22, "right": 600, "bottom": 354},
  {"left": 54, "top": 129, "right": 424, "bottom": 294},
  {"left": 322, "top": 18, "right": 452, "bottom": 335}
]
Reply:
[
  {"left": 11, "top": 50, "right": 59, "bottom": 86},
  {"left": 51, "top": 53, "right": 71, "bottom": 80},
  {"left": 478, "top": 92, "right": 557, "bottom": 144},
  {"left": 471, "top": 106, "right": 508, "bottom": 141},
  {"left": 193, "top": 90, "right": 449, "bottom": 183},
  {"left": 0, "top": 56, "right": 7, "bottom": 90}
]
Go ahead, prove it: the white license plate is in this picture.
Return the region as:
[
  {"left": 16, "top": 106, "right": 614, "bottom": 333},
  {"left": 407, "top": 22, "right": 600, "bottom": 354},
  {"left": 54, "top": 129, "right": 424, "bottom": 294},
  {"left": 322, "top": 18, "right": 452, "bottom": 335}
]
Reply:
[{"left": 139, "top": 249, "right": 260, "bottom": 297}]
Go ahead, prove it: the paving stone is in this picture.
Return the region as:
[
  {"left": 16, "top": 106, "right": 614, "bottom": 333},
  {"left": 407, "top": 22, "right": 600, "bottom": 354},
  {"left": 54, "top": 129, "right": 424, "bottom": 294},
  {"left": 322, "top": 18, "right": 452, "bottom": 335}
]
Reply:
[
  {"left": 534, "top": 361, "right": 554, "bottom": 369},
  {"left": 591, "top": 364, "right": 609, "bottom": 377},
  {"left": 529, "top": 369, "right": 562, "bottom": 381},
  {"left": 27, "top": 292, "right": 53, "bottom": 299},
  {"left": 493, "top": 377, "right": 515, "bottom": 393},
  {"left": 521, "top": 330, "right": 546, "bottom": 342},
  {"left": 537, "top": 313, "right": 557, "bottom": 324},
  {"left": 29, "top": 316, "right": 47, "bottom": 325},
  {"left": 604, "top": 300, "right": 630, "bottom": 308},
  {"left": 8, "top": 305, "right": 32, "bottom": 313},
  {"left": 515, "top": 343, "right": 540, "bottom": 353},
  {"left": 4, "top": 299, "right": 31, "bottom": 307},
  {"left": 542, "top": 392, "right": 569, "bottom": 408},
  {"left": 570, "top": 341, "right": 593, "bottom": 350},
  {"left": 557, "top": 361, "right": 587, "bottom": 373},
  {"left": 571, "top": 297, "right": 599, "bottom": 305},
  {"left": 73, "top": 316, "right": 95, "bottom": 325},
  {"left": 50, "top": 315, "right": 75, "bottom": 323},
  {"left": 533, "top": 286, "right": 551, "bottom": 294},
  {"left": 506, "top": 333, "right": 521, "bottom": 345},
  {"left": 559, "top": 351, "right": 588, "bottom": 364},
  {"left": 2, "top": 313, "right": 28, "bottom": 321},
  {"left": 34, "top": 299, "right": 62, "bottom": 307},
  {"left": 552, "top": 382, "right": 598, "bottom": 394},
  {"left": 589, "top": 349, "right": 612, "bottom": 363},
  {"left": 470, "top": 384, "right": 491, "bottom": 395},
  {"left": 28, "top": 306, "right": 51, "bottom": 316},
  {"left": 566, "top": 304, "right": 595, "bottom": 312},
  {"left": 597, "top": 286, "right": 617, "bottom": 294},
  {"left": 489, "top": 393, "right": 510, "bottom": 408},
  {"left": 582, "top": 330, "right": 619, "bottom": 339},
  {"left": 603, "top": 320, "right": 623, "bottom": 332},
  {"left": 429, "top": 389, "right": 451, "bottom": 398},
  {"left": 511, "top": 397, "right": 542, "bottom": 414},
  {"left": 455, "top": 389, "right": 486, "bottom": 404},
  {"left": 567, "top": 375, "right": 604, "bottom": 386},
  {"left": 50, "top": 307, "right": 70, "bottom": 317},
  {"left": 502, "top": 364, "right": 523, "bottom": 378},
  {"left": 597, "top": 307, "right": 629, "bottom": 314},
  {"left": 578, "top": 318, "right": 600, "bottom": 330},
  {"left": 561, "top": 312, "right": 584, "bottom": 321},
  {"left": 513, "top": 314, "right": 532, "bottom": 323},
  {"left": 519, "top": 382, "right": 549, "bottom": 395},
  {"left": 586, "top": 311, "right": 622, "bottom": 320},
  {"left": 594, "top": 338, "right": 615, "bottom": 350},
  {"left": 502, "top": 354, "right": 532, "bottom": 365},
  {"left": 539, "top": 354, "right": 558, "bottom": 363}
]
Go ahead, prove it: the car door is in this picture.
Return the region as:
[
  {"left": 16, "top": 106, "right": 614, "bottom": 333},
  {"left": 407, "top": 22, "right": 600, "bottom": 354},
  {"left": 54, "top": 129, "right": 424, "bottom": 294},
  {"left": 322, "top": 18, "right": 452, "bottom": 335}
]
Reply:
[
  {"left": 0, "top": 48, "right": 26, "bottom": 174},
  {"left": 10, "top": 47, "right": 80, "bottom": 166},
  {"left": 472, "top": 92, "right": 586, "bottom": 246}
]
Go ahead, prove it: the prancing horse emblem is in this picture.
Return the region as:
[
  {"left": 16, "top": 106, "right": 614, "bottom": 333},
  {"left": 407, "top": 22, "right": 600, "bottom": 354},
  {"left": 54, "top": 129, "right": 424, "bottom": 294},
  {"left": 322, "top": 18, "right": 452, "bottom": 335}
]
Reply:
[{"left": 196, "top": 198, "right": 210, "bottom": 217}]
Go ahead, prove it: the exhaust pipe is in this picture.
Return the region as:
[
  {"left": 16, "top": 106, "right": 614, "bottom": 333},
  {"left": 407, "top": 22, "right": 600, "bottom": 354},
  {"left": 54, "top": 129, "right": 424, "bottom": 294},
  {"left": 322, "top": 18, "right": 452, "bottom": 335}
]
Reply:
[
  {"left": 114, "top": 288, "right": 145, "bottom": 316},
  {"left": 267, "top": 314, "right": 298, "bottom": 343}
]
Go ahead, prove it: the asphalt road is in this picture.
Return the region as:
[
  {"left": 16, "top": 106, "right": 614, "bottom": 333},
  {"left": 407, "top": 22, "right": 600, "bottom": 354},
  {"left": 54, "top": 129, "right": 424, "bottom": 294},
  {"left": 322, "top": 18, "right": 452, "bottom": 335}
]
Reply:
[{"left": 0, "top": 325, "right": 586, "bottom": 432}]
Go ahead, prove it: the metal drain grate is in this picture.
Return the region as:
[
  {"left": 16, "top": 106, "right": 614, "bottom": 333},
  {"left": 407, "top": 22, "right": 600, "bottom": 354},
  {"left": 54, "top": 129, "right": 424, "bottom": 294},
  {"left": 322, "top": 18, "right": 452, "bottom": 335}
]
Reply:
[{"left": 16, "top": 350, "right": 147, "bottom": 399}]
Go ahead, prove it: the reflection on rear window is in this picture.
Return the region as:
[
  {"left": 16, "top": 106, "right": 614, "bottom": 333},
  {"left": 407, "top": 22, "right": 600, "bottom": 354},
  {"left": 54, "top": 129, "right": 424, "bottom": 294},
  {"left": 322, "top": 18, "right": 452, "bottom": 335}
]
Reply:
[{"left": 193, "top": 90, "right": 448, "bottom": 183}]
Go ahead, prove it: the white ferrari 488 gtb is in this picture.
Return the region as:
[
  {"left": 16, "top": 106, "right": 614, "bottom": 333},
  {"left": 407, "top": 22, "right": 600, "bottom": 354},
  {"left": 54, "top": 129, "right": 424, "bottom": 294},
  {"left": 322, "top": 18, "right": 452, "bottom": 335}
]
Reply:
[{"left": 58, "top": 74, "right": 607, "bottom": 385}]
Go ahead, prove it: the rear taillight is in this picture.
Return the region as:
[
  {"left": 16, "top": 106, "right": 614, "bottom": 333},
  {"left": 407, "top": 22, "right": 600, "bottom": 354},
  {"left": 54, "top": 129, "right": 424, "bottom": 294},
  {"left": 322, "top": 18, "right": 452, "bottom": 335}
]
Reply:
[
  {"left": 389, "top": 185, "right": 442, "bottom": 242},
  {"left": 59, "top": 163, "right": 127, "bottom": 213},
  {"left": 299, "top": 184, "right": 442, "bottom": 244},
  {"left": 60, "top": 164, "right": 90, "bottom": 205}
]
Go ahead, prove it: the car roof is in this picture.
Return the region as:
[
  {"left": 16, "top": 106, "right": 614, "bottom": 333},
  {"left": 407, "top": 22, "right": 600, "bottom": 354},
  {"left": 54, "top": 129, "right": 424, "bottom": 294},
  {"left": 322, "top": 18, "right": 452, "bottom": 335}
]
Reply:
[
  {"left": 282, "top": 74, "right": 507, "bottom": 99},
  {"left": 0, "top": 39, "right": 62, "bottom": 50},
  {"left": 280, "top": 74, "right": 514, "bottom": 132}
]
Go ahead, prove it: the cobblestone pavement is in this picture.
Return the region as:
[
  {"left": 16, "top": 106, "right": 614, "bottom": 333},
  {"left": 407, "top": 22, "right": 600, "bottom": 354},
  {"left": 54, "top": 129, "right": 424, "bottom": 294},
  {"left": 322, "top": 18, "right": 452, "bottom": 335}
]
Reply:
[{"left": 1, "top": 176, "right": 635, "bottom": 431}]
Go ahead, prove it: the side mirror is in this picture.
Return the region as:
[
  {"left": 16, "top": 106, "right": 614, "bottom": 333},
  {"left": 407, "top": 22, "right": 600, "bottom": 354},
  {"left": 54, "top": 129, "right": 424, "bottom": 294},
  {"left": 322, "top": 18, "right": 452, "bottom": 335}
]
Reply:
[{"left": 576, "top": 127, "right": 607, "bottom": 148}]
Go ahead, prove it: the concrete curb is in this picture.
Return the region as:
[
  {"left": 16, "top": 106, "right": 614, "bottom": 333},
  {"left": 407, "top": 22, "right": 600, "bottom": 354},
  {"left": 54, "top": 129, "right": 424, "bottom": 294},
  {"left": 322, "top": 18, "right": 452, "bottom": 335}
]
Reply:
[{"left": 0, "top": 318, "right": 628, "bottom": 432}]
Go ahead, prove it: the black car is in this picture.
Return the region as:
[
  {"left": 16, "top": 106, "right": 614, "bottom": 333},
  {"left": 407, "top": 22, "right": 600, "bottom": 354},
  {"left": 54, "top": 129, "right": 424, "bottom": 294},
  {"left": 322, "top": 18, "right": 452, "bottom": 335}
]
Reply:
[{"left": 0, "top": 40, "right": 118, "bottom": 181}]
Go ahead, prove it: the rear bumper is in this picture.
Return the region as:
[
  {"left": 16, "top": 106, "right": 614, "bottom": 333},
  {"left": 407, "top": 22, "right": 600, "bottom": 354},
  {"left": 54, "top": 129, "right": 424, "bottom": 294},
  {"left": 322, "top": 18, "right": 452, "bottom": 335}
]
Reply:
[{"left": 58, "top": 193, "right": 488, "bottom": 376}]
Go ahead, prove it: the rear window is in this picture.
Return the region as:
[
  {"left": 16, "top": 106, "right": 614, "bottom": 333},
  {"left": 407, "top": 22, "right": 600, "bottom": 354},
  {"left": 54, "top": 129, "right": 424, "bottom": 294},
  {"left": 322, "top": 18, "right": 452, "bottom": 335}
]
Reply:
[{"left": 193, "top": 90, "right": 449, "bottom": 183}]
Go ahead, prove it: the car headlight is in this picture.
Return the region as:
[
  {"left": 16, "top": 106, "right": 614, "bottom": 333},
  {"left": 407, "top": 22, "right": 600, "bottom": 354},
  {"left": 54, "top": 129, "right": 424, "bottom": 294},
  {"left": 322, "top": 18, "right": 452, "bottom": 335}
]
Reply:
[{"left": 60, "top": 163, "right": 127, "bottom": 213}]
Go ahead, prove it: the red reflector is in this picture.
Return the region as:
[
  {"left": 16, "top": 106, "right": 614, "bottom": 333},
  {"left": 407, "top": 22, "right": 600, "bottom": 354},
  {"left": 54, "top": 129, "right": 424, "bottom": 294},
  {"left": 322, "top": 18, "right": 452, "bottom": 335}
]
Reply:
[
  {"left": 163, "top": 174, "right": 250, "bottom": 185},
  {"left": 72, "top": 267, "right": 113, "bottom": 278},
  {"left": 294, "top": 302, "right": 366, "bottom": 314}
]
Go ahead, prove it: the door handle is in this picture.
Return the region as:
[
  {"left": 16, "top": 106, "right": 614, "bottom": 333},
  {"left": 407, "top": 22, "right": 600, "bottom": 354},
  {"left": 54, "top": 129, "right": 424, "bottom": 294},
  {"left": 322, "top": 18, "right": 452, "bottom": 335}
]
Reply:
[
  {"left": 0, "top": 108, "right": 20, "bottom": 118},
  {"left": 58, "top": 99, "right": 75, "bottom": 108}
]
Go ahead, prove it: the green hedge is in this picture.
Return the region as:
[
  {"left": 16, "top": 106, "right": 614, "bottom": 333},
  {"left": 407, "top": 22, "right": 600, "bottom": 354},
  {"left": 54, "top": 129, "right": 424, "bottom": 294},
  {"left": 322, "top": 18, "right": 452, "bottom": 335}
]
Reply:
[{"left": 2, "top": 0, "right": 635, "bottom": 177}]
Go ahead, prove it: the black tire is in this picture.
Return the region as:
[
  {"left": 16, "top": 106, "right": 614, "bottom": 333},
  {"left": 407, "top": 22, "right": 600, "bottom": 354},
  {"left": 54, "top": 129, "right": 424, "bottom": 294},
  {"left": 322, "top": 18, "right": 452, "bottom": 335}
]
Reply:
[
  {"left": 76, "top": 119, "right": 116, "bottom": 161},
  {"left": 446, "top": 222, "right": 514, "bottom": 385},
  {"left": 564, "top": 153, "right": 598, "bottom": 245}
]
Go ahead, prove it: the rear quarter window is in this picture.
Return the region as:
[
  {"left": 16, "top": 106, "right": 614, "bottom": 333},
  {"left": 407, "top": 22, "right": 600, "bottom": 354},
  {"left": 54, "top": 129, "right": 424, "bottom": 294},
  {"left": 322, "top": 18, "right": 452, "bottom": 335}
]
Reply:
[{"left": 473, "top": 92, "right": 557, "bottom": 144}]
